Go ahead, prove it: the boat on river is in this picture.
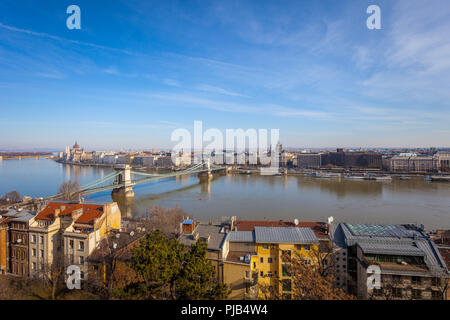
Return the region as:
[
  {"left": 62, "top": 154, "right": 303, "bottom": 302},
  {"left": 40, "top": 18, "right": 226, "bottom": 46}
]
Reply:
[
  {"left": 425, "top": 175, "right": 450, "bottom": 182},
  {"left": 344, "top": 173, "right": 392, "bottom": 180},
  {"left": 305, "top": 172, "right": 341, "bottom": 178}
]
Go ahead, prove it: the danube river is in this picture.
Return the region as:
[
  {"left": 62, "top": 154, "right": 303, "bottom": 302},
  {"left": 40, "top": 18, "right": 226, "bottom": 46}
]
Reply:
[{"left": 1, "top": 158, "right": 449, "bottom": 229}]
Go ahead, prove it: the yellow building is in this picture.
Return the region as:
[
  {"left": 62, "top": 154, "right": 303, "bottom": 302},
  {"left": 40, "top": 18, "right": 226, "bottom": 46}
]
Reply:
[{"left": 222, "top": 226, "right": 320, "bottom": 299}]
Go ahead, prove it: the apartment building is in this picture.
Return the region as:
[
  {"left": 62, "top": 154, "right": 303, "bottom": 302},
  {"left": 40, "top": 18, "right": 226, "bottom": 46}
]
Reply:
[
  {"left": 331, "top": 223, "right": 449, "bottom": 300},
  {"left": 0, "top": 209, "right": 35, "bottom": 276},
  {"left": 222, "top": 226, "right": 320, "bottom": 299},
  {"left": 28, "top": 201, "right": 121, "bottom": 278},
  {"left": 178, "top": 218, "right": 233, "bottom": 283}
]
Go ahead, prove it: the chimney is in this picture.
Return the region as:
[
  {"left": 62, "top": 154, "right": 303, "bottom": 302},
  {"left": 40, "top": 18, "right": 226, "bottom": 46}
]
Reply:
[{"left": 54, "top": 208, "right": 61, "bottom": 218}]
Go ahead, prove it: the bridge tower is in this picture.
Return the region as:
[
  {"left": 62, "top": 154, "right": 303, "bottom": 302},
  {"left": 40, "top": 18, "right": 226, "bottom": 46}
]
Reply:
[
  {"left": 112, "top": 165, "right": 135, "bottom": 198},
  {"left": 198, "top": 159, "right": 213, "bottom": 182}
]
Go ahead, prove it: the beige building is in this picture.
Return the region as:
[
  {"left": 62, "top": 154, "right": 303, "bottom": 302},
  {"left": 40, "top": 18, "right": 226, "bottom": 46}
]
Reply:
[
  {"left": 390, "top": 155, "right": 439, "bottom": 172},
  {"left": 435, "top": 151, "right": 450, "bottom": 171},
  {"left": 28, "top": 202, "right": 121, "bottom": 278}
]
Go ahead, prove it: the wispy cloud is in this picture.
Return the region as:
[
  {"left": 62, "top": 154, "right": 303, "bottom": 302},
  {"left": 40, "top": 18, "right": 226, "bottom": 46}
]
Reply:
[
  {"left": 0, "top": 22, "right": 133, "bottom": 55},
  {"left": 194, "top": 84, "right": 247, "bottom": 97},
  {"left": 163, "top": 78, "right": 180, "bottom": 87}
]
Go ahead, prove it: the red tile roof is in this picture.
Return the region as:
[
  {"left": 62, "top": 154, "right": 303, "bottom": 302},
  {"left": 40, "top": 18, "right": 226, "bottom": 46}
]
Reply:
[
  {"left": 35, "top": 202, "right": 104, "bottom": 225},
  {"left": 234, "top": 219, "right": 330, "bottom": 239},
  {"left": 75, "top": 205, "right": 104, "bottom": 224}
]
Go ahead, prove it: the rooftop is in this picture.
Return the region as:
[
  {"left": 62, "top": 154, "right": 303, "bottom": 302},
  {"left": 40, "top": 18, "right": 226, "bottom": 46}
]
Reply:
[
  {"left": 227, "top": 226, "right": 319, "bottom": 245},
  {"left": 35, "top": 202, "right": 104, "bottom": 225},
  {"left": 225, "top": 250, "right": 255, "bottom": 265},
  {"left": 178, "top": 223, "right": 228, "bottom": 251},
  {"left": 234, "top": 219, "right": 329, "bottom": 239},
  {"left": 0, "top": 209, "right": 35, "bottom": 223},
  {"left": 332, "top": 222, "right": 448, "bottom": 274},
  {"left": 254, "top": 226, "right": 319, "bottom": 244}
]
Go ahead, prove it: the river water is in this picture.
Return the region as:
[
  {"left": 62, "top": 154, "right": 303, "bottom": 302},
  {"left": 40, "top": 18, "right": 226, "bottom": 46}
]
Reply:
[{"left": 1, "top": 158, "right": 449, "bottom": 229}]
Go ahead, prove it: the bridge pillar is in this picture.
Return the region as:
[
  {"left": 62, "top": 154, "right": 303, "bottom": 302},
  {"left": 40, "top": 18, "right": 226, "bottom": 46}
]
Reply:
[
  {"left": 112, "top": 165, "right": 135, "bottom": 198},
  {"left": 198, "top": 159, "right": 213, "bottom": 182}
]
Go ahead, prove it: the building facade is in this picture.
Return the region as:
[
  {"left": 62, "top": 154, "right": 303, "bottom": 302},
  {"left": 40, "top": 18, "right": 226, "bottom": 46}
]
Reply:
[{"left": 331, "top": 222, "right": 449, "bottom": 300}]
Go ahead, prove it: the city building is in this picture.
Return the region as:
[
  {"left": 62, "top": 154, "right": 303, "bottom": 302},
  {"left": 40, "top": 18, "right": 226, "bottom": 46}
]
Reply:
[
  {"left": 178, "top": 218, "right": 234, "bottom": 284},
  {"left": 154, "top": 155, "right": 174, "bottom": 168},
  {"left": 233, "top": 219, "right": 330, "bottom": 252},
  {"left": 390, "top": 155, "right": 439, "bottom": 172},
  {"left": 331, "top": 223, "right": 449, "bottom": 300},
  {"left": 133, "top": 155, "right": 155, "bottom": 167},
  {"left": 322, "top": 149, "right": 382, "bottom": 169},
  {"left": 435, "top": 151, "right": 450, "bottom": 172},
  {"left": 0, "top": 209, "right": 35, "bottom": 276},
  {"left": 437, "top": 247, "right": 450, "bottom": 300},
  {"left": 28, "top": 201, "right": 121, "bottom": 278},
  {"left": 296, "top": 153, "right": 322, "bottom": 168},
  {"left": 222, "top": 226, "right": 320, "bottom": 299}
]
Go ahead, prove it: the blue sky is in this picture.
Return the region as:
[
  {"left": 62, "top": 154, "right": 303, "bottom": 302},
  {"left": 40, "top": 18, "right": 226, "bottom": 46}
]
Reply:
[{"left": 0, "top": 0, "right": 449, "bottom": 150}]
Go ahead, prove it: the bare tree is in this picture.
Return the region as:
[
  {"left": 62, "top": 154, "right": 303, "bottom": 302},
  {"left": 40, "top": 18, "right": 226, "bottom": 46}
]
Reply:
[
  {"left": 0, "top": 190, "right": 21, "bottom": 204},
  {"left": 143, "top": 204, "right": 186, "bottom": 237},
  {"left": 57, "top": 180, "right": 80, "bottom": 202},
  {"left": 259, "top": 249, "right": 354, "bottom": 300},
  {"left": 35, "top": 254, "right": 66, "bottom": 300}
]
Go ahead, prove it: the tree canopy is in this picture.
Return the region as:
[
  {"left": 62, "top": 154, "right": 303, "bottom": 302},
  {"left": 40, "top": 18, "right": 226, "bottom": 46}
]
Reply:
[{"left": 116, "top": 230, "right": 229, "bottom": 300}]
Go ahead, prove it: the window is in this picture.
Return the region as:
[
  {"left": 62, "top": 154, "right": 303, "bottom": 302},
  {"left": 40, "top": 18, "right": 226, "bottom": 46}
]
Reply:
[
  {"left": 32, "top": 262, "right": 36, "bottom": 270},
  {"left": 260, "top": 257, "right": 264, "bottom": 263},
  {"left": 392, "top": 288, "right": 402, "bottom": 298},
  {"left": 267, "top": 272, "right": 272, "bottom": 278},
  {"left": 304, "top": 245, "right": 310, "bottom": 251},
  {"left": 296, "top": 245, "right": 301, "bottom": 250},
  {"left": 79, "top": 256, "right": 84, "bottom": 264},
  {"left": 263, "top": 244, "right": 268, "bottom": 250},
  {"left": 31, "top": 235, "right": 36, "bottom": 243},
  {"left": 69, "top": 240, "right": 74, "bottom": 249},
  {"left": 253, "top": 262, "right": 256, "bottom": 268},
  {"left": 260, "top": 271, "right": 264, "bottom": 277},
  {"left": 281, "top": 250, "right": 291, "bottom": 262},
  {"left": 245, "top": 271, "right": 249, "bottom": 279},
  {"left": 40, "top": 250, "right": 44, "bottom": 258},
  {"left": 32, "top": 248, "right": 36, "bottom": 257},
  {"left": 412, "top": 276, "right": 421, "bottom": 285},
  {"left": 79, "top": 241, "right": 84, "bottom": 251},
  {"left": 268, "top": 257, "right": 273, "bottom": 264},
  {"left": 39, "top": 236, "right": 44, "bottom": 244},
  {"left": 282, "top": 279, "right": 292, "bottom": 292},
  {"left": 70, "top": 254, "right": 74, "bottom": 264},
  {"left": 282, "top": 264, "right": 291, "bottom": 277},
  {"left": 431, "top": 277, "right": 441, "bottom": 286},
  {"left": 412, "top": 289, "right": 422, "bottom": 299},
  {"left": 80, "top": 271, "right": 85, "bottom": 280}
]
